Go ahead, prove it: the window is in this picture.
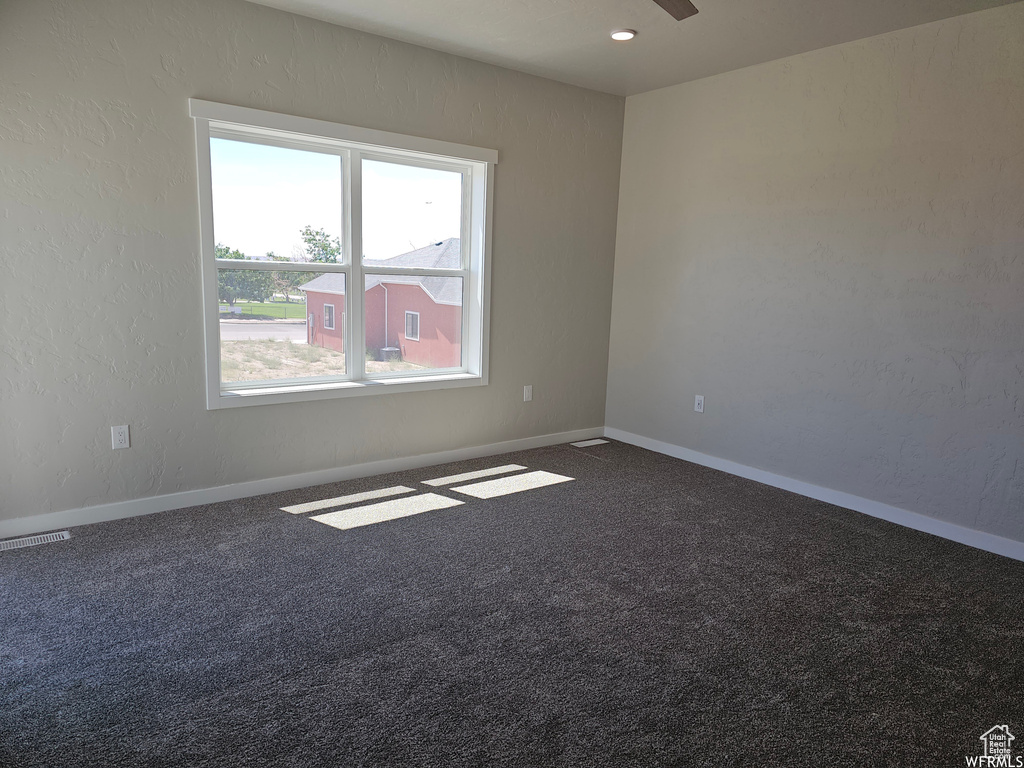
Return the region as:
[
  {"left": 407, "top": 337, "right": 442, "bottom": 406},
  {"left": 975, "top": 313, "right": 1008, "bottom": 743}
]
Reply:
[
  {"left": 190, "top": 100, "right": 496, "bottom": 409},
  {"left": 404, "top": 311, "right": 419, "bottom": 341}
]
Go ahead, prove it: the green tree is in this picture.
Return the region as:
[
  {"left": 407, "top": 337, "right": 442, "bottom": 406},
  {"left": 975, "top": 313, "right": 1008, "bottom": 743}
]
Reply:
[
  {"left": 300, "top": 225, "right": 341, "bottom": 263},
  {"left": 270, "top": 253, "right": 301, "bottom": 303},
  {"left": 274, "top": 270, "right": 316, "bottom": 303},
  {"left": 216, "top": 244, "right": 274, "bottom": 305},
  {"left": 217, "top": 244, "right": 245, "bottom": 306},
  {"left": 215, "top": 243, "right": 245, "bottom": 260},
  {"left": 242, "top": 270, "right": 275, "bottom": 303}
]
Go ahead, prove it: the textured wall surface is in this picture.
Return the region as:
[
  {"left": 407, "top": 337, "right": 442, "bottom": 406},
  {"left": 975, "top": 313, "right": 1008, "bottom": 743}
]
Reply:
[
  {"left": 607, "top": 5, "right": 1024, "bottom": 540},
  {"left": 0, "top": 0, "right": 624, "bottom": 523}
]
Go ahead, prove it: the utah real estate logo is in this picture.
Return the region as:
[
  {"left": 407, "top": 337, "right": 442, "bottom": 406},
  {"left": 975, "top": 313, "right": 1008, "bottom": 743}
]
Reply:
[{"left": 967, "top": 725, "right": 1022, "bottom": 767}]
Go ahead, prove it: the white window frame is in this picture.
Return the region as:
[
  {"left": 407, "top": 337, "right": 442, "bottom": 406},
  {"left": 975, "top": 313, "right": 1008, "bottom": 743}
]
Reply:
[
  {"left": 189, "top": 99, "right": 496, "bottom": 410},
  {"left": 323, "top": 303, "right": 335, "bottom": 331},
  {"left": 404, "top": 311, "right": 420, "bottom": 342}
]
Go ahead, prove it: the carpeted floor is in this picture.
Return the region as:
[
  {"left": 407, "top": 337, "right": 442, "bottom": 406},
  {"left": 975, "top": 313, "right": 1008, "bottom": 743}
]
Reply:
[{"left": 2, "top": 440, "right": 1022, "bottom": 767}]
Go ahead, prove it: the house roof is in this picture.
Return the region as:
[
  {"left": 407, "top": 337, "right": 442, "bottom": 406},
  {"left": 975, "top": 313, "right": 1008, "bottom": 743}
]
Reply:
[
  {"left": 299, "top": 238, "right": 463, "bottom": 306},
  {"left": 365, "top": 238, "right": 461, "bottom": 272},
  {"left": 298, "top": 272, "right": 348, "bottom": 296}
]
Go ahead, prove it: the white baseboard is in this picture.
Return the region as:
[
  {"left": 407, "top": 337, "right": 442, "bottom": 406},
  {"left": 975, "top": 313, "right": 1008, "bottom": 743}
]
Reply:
[
  {"left": 8, "top": 423, "right": 1022, "bottom": 564},
  {"left": 0, "top": 427, "right": 605, "bottom": 540},
  {"left": 605, "top": 427, "right": 1024, "bottom": 563}
]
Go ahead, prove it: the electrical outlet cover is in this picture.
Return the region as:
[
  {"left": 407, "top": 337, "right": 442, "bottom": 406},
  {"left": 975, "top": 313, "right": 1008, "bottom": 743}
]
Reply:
[{"left": 111, "top": 425, "right": 130, "bottom": 449}]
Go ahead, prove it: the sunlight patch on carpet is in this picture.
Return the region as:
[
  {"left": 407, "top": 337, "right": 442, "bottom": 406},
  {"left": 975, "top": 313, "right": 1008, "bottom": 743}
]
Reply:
[
  {"left": 282, "top": 486, "right": 416, "bottom": 515},
  {"left": 451, "top": 471, "right": 574, "bottom": 499},
  {"left": 422, "top": 464, "right": 528, "bottom": 487},
  {"left": 311, "top": 493, "right": 463, "bottom": 530}
]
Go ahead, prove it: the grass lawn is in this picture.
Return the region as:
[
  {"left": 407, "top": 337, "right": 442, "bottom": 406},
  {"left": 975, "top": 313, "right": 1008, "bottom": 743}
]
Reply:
[{"left": 219, "top": 300, "right": 307, "bottom": 320}]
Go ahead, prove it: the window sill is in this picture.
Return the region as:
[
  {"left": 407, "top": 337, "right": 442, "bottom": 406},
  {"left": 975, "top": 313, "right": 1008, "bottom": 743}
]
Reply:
[{"left": 210, "top": 372, "right": 485, "bottom": 409}]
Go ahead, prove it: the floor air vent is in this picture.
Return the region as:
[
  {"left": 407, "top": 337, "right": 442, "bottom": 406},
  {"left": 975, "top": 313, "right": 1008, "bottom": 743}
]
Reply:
[{"left": 0, "top": 531, "right": 71, "bottom": 552}]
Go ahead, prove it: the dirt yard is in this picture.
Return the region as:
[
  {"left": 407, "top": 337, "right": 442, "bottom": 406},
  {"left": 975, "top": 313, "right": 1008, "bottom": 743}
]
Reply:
[{"left": 220, "top": 339, "right": 423, "bottom": 382}]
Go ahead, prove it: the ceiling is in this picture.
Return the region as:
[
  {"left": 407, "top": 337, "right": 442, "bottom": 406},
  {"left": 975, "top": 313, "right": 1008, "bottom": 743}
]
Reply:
[{"left": 243, "top": 0, "right": 1020, "bottom": 96}]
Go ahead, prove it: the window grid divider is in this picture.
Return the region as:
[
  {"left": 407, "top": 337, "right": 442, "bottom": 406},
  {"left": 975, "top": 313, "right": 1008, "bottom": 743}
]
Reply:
[
  {"left": 348, "top": 149, "right": 365, "bottom": 382},
  {"left": 214, "top": 259, "right": 349, "bottom": 273}
]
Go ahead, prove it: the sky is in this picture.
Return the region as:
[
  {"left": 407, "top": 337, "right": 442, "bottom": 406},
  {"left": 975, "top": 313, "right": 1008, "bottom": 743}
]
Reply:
[{"left": 210, "top": 138, "right": 462, "bottom": 261}]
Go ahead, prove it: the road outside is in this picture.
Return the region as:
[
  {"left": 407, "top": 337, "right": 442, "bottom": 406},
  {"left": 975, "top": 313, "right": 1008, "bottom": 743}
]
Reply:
[{"left": 220, "top": 319, "right": 307, "bottom": 343}]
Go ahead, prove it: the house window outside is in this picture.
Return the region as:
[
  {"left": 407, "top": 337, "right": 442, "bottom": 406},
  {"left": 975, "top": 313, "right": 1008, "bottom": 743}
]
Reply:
[
  {"left": 190, "top": 99, "right": 496, "bottom": 409},
  {"left": 405, "top": 311, "right": 419, "bottom": 341}
]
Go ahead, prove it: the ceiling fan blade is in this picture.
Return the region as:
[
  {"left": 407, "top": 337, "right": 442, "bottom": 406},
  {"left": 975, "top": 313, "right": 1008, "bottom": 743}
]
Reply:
[{"left": 651, "top": 0, "right": 699, "bottom": 21}]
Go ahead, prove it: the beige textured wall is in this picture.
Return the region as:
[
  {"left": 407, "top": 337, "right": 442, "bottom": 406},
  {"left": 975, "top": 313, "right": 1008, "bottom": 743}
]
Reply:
[
  {"left": 0, "top": 0, "right": 624, "bottom": 523},
  {"left": 607, "top": 5, "right": 1024, "bottom": 540}
]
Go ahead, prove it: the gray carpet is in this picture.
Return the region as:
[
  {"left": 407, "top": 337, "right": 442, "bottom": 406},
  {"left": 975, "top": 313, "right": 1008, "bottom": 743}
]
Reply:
[{"left": 2, "top": 440, "right": 1022, "bottom": 767}]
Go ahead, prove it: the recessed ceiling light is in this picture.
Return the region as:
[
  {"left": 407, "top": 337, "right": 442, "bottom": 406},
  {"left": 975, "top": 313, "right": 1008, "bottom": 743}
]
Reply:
[{"left": 611, "top": 29, "right": 636, "bottom": 41}]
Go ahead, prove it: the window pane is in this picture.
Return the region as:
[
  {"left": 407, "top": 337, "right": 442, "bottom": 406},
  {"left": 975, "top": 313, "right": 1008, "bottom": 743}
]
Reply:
[
  {"left": 210, "top": 138, "right": 342, "bottom": 263},
  {"left": 361, "top": 159, "right": 462, "bottom": 263},
  {"left": 219, "top": 269, "right": 346, "bottom": 384},
  {"left": 364, "top": 275, "right": 463, "bottom": 373}
]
